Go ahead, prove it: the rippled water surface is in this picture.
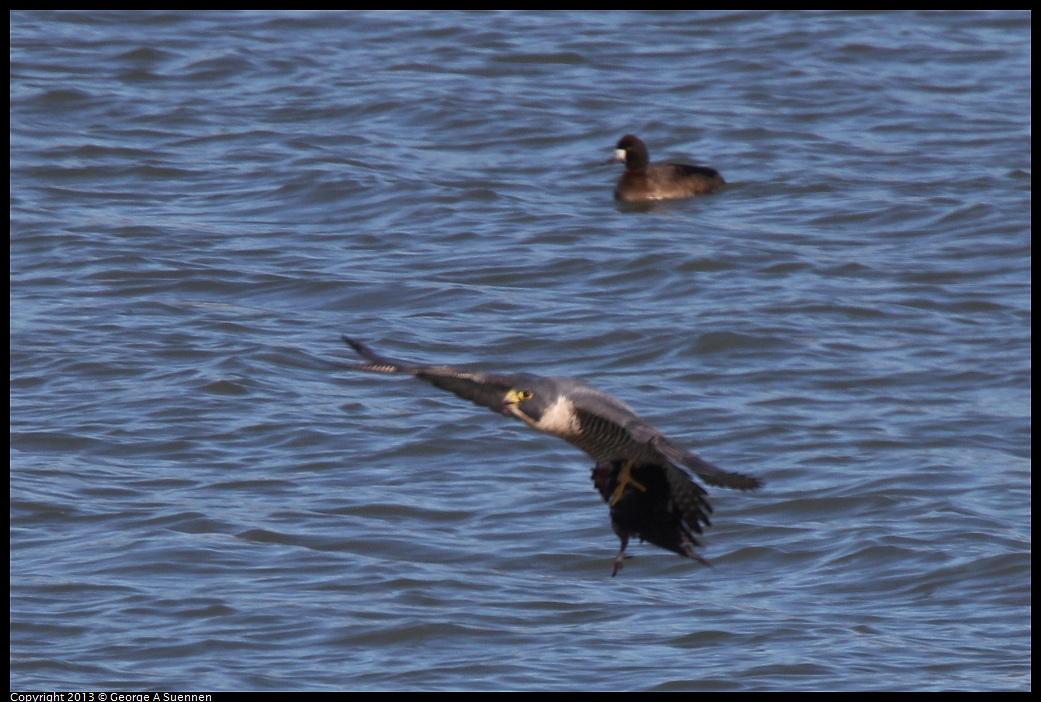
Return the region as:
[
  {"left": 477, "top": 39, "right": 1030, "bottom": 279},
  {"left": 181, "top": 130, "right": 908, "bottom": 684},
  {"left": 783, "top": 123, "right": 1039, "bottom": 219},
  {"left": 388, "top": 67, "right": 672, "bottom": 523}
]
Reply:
[{"left": 10, "top": 10, "right": 1030, "bottom": 691}]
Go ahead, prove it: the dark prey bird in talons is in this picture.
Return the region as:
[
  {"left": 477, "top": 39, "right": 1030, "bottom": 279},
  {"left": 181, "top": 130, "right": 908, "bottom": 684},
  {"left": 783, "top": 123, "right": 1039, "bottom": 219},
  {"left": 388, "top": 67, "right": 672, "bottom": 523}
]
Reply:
[
  {"left": 342, "top": 335, "right": 761, "bottom": 576},
  {"left": 592, "top": 460, "right": 712, "bottom": 576}
]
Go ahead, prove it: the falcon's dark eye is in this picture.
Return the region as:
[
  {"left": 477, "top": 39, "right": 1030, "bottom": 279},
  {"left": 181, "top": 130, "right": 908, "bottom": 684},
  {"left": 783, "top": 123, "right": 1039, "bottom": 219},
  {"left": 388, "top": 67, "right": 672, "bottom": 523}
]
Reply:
[{"left": 517, "top": 390, "right": 533, "bottom": 401}]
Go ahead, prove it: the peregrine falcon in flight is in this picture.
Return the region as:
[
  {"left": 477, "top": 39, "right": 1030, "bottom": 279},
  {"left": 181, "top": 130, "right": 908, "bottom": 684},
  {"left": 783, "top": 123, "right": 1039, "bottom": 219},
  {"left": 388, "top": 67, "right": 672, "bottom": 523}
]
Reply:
[{"left": 342, "top": 336, "right": 762, "bottom": 576}]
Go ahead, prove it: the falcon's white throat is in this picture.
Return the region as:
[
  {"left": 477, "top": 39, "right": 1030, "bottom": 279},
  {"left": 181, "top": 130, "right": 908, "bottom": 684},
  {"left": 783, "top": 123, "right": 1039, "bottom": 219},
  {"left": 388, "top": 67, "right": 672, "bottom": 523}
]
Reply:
[{"left": 525, "top": 394, "right": 581, "bottom": 438}]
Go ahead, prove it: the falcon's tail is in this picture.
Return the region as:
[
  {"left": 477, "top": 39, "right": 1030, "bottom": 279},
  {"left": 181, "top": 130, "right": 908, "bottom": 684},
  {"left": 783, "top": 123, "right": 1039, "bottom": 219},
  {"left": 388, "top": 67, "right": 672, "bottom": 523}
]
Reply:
[{"left": 653, "top": 437, "right": 763, "bottom": 491}]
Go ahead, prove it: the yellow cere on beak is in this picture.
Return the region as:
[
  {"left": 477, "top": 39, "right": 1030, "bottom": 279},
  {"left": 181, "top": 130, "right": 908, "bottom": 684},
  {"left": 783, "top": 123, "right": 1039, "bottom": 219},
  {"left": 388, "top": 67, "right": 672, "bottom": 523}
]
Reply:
[
  {"left": 501, "top": 389, "right": 533, "bottom": 416},
  {"left": 501, "top": 389, "right": 520, "bottom": 415},
  {"left": 504, "top": 389, "right": 531, "bottom": 404}
]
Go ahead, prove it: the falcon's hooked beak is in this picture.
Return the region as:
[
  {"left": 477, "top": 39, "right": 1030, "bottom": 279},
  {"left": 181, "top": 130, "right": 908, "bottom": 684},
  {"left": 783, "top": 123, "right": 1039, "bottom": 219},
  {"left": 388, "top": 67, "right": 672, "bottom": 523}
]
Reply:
[{"left": 501, "top": 389, "right": 530, "bottom": 418}]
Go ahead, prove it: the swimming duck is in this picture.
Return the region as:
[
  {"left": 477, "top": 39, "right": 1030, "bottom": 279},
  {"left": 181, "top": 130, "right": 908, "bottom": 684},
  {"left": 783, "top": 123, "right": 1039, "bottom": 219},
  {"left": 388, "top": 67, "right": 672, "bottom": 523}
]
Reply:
[{"left": 613, "top": 134, "right": 725, "bottom": 202}]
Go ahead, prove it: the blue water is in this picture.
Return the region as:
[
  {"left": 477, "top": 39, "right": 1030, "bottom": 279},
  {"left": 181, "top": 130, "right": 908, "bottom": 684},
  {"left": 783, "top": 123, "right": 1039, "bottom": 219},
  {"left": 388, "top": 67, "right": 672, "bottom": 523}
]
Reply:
[{"left": 10, "top": 10, "right": 1031, "bottom": 691}]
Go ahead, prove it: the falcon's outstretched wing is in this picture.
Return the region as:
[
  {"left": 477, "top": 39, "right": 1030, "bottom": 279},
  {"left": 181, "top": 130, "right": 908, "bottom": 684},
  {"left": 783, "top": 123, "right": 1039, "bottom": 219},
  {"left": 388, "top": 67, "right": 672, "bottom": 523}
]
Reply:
[{"left": 343, "top": 335, "right": 532, "bottom": 414}]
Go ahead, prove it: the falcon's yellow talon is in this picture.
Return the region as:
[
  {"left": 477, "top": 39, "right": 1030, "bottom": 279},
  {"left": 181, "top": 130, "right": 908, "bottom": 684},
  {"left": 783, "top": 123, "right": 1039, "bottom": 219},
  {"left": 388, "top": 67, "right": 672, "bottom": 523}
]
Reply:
[{"left": 609, "top": 460, "right": 647, "bottom": 506}]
